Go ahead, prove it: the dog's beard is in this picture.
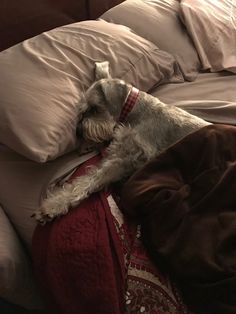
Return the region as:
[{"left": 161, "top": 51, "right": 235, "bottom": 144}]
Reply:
[{"left": 82, "top": 119, "right": 116, "bottom": 143}]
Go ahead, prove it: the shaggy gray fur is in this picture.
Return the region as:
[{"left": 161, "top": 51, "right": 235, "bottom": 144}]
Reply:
[{"left": 33, "top": 61, "right": 210, "bottom": 224}]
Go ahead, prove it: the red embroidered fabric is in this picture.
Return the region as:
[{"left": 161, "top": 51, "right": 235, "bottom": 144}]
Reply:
[{"left": 32, "top": 155, "right": 193, "bottom": 314}]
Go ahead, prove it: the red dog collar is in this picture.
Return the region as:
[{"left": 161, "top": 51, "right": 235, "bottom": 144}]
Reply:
[{"left": 118, "top": 87, "right": 139, "bottom": 123}]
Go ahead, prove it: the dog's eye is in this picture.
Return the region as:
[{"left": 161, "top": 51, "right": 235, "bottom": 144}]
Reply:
[
  {"left": 83, "top": 105, "right": 102, "bottom": 118},
  {"left": 90, "top": 107, "right": 97, "bottom": 113},
  {"left": 89, "top": 106, "right": 100, "bottom": 114}
]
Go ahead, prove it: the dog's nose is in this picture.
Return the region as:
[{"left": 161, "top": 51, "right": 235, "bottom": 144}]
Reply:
[{"left": 76, "top": 124, "right": 83, "bottom": 138}]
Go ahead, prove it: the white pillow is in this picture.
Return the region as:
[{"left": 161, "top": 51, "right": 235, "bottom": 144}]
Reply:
[
  {"left": 101, "top": 0, "right": 201, "bottom": 81},
  {"left": 0, "top": 206, "right": 42, "bottom": 310},
  {"left": 180, "top": 0, "right": 236, "bottom": 73},
  {"left": 0, "top": 20, "right": 183, "bottom": 162}
]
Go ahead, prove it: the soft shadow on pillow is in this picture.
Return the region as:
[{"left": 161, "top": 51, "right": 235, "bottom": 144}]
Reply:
[
  {"left": 0, "top": 146, "right": 95, "bottom": 248},
  {"left": 180, "top": 0, "right": 236, "bottom": 73},
  {"left": 0, "top": 206, "right": 43, "bottom": 310},
  {"left": 101, "top": 0, "right": 201, "bottom": 81},
  {"left": 0, "top": 20, "right": 183, "bottom": 162}
]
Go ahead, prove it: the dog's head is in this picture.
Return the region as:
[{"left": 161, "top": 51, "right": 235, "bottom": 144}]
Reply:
[{"left": 76, "top": 61, "right": 130, "bottom": 146}]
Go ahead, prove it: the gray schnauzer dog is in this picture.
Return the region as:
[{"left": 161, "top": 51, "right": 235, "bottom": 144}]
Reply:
[{"left": 33, "top": 61, "right": 210, "bottom": 224}]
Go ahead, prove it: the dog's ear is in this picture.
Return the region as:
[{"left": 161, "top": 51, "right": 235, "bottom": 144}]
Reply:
[{"left": 95, "top": 61, "right": 111, "bottom": 81}]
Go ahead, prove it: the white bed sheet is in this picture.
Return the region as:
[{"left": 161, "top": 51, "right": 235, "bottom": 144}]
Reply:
[{"left": 151, "top": 71, "right": 236, "bottom": 125}]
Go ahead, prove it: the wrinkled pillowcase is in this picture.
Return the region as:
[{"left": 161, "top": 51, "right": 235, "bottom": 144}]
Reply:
[
  {"left": 0, "top": 206, "right": 42, "bottom": 310},
  {"left": 180, "top": 0, "right": 236, "bottom": 73},
  {"left": 0, "top": 20, "right": 183, "bottom": 162},
  {"left": 101, "top": 0, "right": 201, "bottom": 81}
]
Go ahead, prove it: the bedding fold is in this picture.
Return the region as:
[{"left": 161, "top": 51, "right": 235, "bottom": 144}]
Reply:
[{"left": 121, "top": 124, "right": 236, "bottom": 314}]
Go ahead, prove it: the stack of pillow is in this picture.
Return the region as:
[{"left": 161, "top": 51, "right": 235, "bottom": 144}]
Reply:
[{"left": 0, "top": 0, "right": 201, "bottom": 310}]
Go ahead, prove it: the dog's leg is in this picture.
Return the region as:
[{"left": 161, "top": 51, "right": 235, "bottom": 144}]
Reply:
[{"left": 33, "top": 127, "right": 155, "bottom": 224}]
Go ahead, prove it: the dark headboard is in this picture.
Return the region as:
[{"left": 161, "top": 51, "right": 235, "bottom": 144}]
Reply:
[{"left": 0, "top": 0, "right": 123, "bottom": 51}]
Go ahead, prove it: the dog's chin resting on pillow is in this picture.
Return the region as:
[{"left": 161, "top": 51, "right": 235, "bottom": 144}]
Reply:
[{"left": 33, "top": 61, "right": 210, "bottom": 224}]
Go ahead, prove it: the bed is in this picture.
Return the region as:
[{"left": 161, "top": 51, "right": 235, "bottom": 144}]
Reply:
[{"left": 0, "top": 0, "right": 236, "bottom": 313}]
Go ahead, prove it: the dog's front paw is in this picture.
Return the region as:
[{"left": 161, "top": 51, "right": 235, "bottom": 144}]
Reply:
[{"left": 32, "top": 198, "right": 70, "bottom": 225}]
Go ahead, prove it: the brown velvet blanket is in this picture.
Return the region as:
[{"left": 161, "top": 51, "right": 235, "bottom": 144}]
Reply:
[{"left": 121, "top": 124, "right": 236, "bottom": 314}]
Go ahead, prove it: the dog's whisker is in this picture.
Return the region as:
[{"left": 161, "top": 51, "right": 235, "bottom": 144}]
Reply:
[{"left": 83, "top": 120, "right": 115, "bottom": 143}]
